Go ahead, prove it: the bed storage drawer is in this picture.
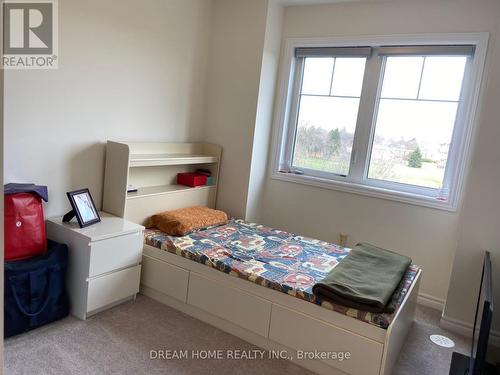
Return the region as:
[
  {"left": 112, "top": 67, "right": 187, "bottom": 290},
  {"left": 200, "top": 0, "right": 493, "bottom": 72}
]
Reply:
[
  {"left": 269, "top": 304, "right": 383, "bottom": 375},
  {"left": 89, "top": 231, "right": 143, "bottom": 277},
  {"left": 141, "top": 255, "right": 189, "bottom": 303},
  {"left": 187, "top": 272, "right": 272, "bottom": 337},
  {"left": 87, "top": 265, "right": 141, "bottom": 313}
]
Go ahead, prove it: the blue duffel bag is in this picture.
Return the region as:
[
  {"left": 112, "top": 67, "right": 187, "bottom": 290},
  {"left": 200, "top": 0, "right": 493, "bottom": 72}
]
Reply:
[{"left": 5, "top": 240, "right": 70, "bottom": 338}]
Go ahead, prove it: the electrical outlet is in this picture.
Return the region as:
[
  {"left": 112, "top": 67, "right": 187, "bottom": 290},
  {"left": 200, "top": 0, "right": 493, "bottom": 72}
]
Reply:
[{"left": 339, "top": 233, "right": 348, "bottom": 247}]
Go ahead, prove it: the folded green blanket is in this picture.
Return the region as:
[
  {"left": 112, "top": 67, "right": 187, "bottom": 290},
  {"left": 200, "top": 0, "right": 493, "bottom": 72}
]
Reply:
[{"left": 312, "top": 243, "right": 412, "bottom": 313}]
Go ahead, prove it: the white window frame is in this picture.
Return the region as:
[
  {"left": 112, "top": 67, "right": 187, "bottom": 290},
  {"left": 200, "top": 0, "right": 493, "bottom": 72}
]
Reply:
[{"left": 270, "top": 33, "right": 489, "bottom": 211}]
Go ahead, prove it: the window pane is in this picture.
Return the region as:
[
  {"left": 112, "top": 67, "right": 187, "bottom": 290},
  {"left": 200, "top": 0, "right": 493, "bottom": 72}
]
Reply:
[
  {"left": 292, "top": 96, "right": 358, "bottom": 176},
  {"left": 368, "top": 99, "right": 458, "bottom": 189},
  {"left": 381, "top": 57, "right": 423, "bottom": 99},
  {"left": 301, "top": 57, "right": 334, "bottom": 95},
  {"left": 419, "top": 56, "right": 467, "bottom": 101},
  {"left": 330, "top": 58, "right": 366, "bottom": 97}
]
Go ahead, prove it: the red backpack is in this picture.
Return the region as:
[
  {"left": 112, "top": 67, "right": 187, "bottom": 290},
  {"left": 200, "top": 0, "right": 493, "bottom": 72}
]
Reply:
[{"left": 5, "top": 184, "right": 48, "bottom": 261}]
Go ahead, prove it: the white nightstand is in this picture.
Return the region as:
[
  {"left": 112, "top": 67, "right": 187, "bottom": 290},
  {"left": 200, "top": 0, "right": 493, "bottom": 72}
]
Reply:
[{"left": 46, "top": 212, "right": 144, "bottom": 320}]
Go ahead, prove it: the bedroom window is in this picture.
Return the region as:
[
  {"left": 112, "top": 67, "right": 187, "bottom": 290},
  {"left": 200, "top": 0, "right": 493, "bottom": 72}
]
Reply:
[
  {"left": 273, "top": 35, "right": 488, "bottom": 210},
  {"left": 368, "top": 52, "right": 467, "bottom": 192},
  {"left": 292, "top": 55, "right": 366, "bottom": 177}
]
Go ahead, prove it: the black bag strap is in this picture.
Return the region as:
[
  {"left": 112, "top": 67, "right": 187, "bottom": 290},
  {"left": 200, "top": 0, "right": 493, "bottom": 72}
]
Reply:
[{"left": 8, "top": 265, "right": 58, "bottom": 317}]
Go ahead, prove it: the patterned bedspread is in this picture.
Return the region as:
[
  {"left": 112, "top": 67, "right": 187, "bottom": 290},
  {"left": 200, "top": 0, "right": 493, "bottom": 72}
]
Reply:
[{"left": 144, "top": 219, "right": 420, "bottom": 329}]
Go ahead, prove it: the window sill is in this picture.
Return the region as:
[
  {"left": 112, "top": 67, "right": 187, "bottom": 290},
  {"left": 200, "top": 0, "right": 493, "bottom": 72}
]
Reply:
[{"left": 271, "top": 171, "right": 458, "bottom": 212}]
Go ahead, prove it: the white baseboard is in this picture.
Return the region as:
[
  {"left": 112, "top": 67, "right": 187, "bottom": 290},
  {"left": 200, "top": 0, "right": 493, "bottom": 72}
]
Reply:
[
  {"left": 417, "top": 293, "right": 500, "bottom": 349},
  {"left": 440, "top": 315, "right": 474, "bottom": 337},
  {"left": 417, "top": 293, "right": 445, "bottom": 312},
  {"left": 440, "top": 314, "right": 500, "bottom": 348}
]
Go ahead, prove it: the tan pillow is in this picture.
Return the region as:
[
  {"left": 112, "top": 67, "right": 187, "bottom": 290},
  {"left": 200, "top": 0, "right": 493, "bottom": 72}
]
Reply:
[{"left": 145, "top": 206, "right": 228, "bottom": 236}]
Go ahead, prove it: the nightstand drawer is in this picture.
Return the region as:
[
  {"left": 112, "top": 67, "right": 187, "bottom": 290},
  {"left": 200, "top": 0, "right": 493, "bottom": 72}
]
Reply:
[
  {"left": 89, "top": 231, "right": 143, "bottom": 277},
  {"left": 87, "top": 265, "right": 141, "bottom": 313}
]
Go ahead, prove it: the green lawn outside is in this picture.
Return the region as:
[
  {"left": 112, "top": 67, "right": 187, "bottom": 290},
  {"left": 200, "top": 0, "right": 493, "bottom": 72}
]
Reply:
[
  {"left": 382, "top": 162, "right": 444, "bottom": 188},
  {"left": 294, "top": 156, "right": 444, "bottom": 189},
  {"left": 293, "top": 156, "right": 350, "bottom": 176}
]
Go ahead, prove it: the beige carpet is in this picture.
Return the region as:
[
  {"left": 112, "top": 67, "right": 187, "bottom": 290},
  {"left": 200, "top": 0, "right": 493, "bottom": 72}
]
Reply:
[{"left": 5, "top": 295, "right": 469, "bottom": 375}]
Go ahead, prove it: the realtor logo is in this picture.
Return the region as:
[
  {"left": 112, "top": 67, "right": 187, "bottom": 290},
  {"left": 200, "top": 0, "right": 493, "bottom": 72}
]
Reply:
[{"left": 2, "top": 0, "right": 58, "bottom": 69}]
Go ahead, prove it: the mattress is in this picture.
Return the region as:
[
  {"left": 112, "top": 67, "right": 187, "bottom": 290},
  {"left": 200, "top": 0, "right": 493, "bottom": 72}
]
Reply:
[{"left": 144, "top": 218, "right": 420, "bottom": 329}]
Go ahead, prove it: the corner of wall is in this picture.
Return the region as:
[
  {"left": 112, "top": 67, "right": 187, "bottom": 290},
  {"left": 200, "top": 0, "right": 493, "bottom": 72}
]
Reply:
[
  {"left": 245, "top": 0, "right": 285, "bottom": 222},
  {"left": 442, "top": 8, "right": 500, "bottom": 337},
  {"left": 202, "top": 0, "right": 276, "bottom": 219}
]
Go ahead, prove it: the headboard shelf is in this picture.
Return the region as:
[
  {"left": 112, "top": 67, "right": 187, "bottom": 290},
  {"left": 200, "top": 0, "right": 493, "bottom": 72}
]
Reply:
[
  {"left": 129, "top": 153, "right": 218, "bottom": 168},
  {"left": 103, "top": 141, "right": 221, "bottom": 225},
  {"left": 126, "top": 184, "right": 217, "bottom": 200}
]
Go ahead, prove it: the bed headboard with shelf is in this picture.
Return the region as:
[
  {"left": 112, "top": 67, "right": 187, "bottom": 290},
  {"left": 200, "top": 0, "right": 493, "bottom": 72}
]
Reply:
[{"left": 103, "top": 141, "right": 222, "bottom": 225}]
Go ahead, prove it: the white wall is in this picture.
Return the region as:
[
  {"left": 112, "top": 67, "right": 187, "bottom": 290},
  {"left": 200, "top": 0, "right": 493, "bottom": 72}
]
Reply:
[
  {"left": 203, "top": 0, "right": 286, "bottom": 221},
  {"left": 246, "top": 0, "right": 285, "bottom": 221},
  {"left": 203, "top": 0, "right": 269, "bottom": 219},
  {"left": 4, "top": 0, "right": 214, "bottom": 217},
  {"left": 254, "top": 0, "right": 500, "bottom": 313},
  {"left": 443, "top": 8, "right": 500, "bottom": 335}
]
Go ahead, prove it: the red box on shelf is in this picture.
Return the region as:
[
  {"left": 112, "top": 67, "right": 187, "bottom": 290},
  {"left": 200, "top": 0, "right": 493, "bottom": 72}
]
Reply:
[{"left": 177, "top": 173, "right": 207, "bottom": 187}]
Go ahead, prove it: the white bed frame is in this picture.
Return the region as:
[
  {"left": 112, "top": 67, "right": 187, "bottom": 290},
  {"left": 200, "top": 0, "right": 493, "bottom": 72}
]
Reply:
[{"left": 103, "top": 141, "right": 421, "bottom": 375}]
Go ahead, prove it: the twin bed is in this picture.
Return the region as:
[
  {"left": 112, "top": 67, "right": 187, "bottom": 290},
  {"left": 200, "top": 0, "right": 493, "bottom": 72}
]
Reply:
[
  {"left": 140, "top": 217, "right": 421, "bottom": 375},
  {"left": 103, "top": 141, "right": 422, "bottom": 375},
  {"left": 144, "top": 218, "right": 420, "bottom": 331}
]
